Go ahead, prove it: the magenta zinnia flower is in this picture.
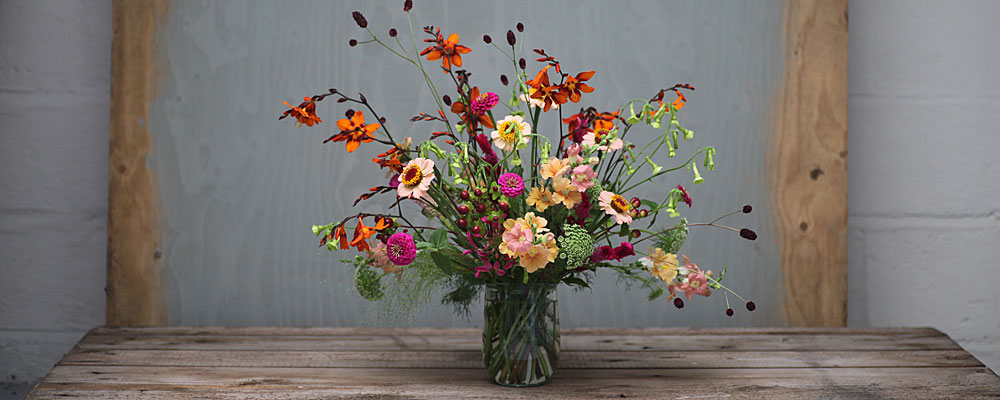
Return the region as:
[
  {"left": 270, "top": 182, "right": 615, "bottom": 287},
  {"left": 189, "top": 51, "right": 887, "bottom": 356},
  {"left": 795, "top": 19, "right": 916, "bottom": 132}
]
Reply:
[
  {"left": 386, "top": 232, "right": 417, "bottom": 265},
  {"left": 498, "top": 173, "right": 524, "bottom": 197},
  {"left": 470, "top": 92, "right": 499, "bottom": 114}
]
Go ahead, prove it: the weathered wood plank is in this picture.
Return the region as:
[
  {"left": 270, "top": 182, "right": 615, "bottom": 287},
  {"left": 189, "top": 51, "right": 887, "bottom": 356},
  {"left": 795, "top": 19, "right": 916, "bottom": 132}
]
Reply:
[
  {"left": 106, "top": 0, "right": 169, "bottom": 327},
  {"left": 60, "top": 348, "right": 983, "bottom": 369},
  {"left": 29, "top": 367, "right": 1000, "bottom": 399},
  {"left": 77, "top": 333, "right": 962, "bottom": 352},
  {"left": 773, "top": 0, "right": 850, "bottom": 326},
  {"left": 87, "top": 326, "right": 946, "bottom": 337}
]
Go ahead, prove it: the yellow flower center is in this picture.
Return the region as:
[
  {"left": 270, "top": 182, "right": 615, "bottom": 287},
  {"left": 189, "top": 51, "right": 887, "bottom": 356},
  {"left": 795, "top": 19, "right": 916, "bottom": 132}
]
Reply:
[
  {"left": 401, "top": 165, "right": 423, "bottom": 186},
  {"left": 498, "top": 121, "right": 518, "bottom": 142},
  {"left": 610, "top": 194, "right": 630, "bottom": 213}
]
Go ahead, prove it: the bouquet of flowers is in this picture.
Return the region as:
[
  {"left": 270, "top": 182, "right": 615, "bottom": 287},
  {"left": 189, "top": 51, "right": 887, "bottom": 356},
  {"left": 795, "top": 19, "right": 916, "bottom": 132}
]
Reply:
[{"left": 281, "top": 2, "right": 757, "bottom": 386}]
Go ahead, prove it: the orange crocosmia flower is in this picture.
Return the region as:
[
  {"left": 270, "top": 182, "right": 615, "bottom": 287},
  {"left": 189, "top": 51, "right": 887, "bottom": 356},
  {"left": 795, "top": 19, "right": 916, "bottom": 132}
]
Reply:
[
  {"left": 332, "top": 226, "right": 349, "bottom": 250},
  {"left": 333, "top": 111, "right": 381, "bottom": 153},
  {"left": 591, "top": 118, "right": 615, "bottom": 141},
  {"left": 282, "top": 97, "right": 322, "bottom": 127},
  {"left": 421, "top": 33, "right": 471, "bottom": 70},
  {"left": 373, "top": 147, "right": 404, "bottom": 173},
  {"left": 560, "top": 71, "right": 595, "bottom": 103},
  {"left": 649, "top": 91, "right": 688, "bottom": 116},
  {"left": 672, "top": 91, "right": 687, "bottom": 110},
  {"left": 349, "top": 216, "right": 392, "bottom": 252},
  {"left": 531, "top": 85, "right": 568, "bottom": 112},
  {"left": 526, "top": 66, "right": 552, "bottom": 91},
  {"left": 450, "top": 86, "right": 495, "bottom": 129}
]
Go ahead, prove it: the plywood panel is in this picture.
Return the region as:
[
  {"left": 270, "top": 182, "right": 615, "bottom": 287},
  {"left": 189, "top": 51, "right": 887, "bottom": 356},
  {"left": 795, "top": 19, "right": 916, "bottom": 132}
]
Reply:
[
  {"left": 773, "top": 0, "right": 849, "bottom": 326},
  {"left": 106, "top": 0, "right": 169, "bottom": 326},
  {"left": 106, "top": 0, "right": 845, "bottom": 327}
]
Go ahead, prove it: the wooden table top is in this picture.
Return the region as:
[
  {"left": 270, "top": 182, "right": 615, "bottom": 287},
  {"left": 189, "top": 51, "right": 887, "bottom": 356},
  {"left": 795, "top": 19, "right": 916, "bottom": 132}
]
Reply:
[{"left": 27, "top": 327, "right": 1000, "bottom": 399}]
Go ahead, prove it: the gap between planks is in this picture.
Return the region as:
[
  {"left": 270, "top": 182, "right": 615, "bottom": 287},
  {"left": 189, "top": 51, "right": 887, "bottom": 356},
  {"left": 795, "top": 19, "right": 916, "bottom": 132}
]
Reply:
[
  {"left": 59, "top": 348, "right": 982, "bottom": 369},
  {"left": 76, "top": 333, "right": 962, "bottom": 353},
  {"left": 87, "top": 326, "right": 945, "bottom": 337}
]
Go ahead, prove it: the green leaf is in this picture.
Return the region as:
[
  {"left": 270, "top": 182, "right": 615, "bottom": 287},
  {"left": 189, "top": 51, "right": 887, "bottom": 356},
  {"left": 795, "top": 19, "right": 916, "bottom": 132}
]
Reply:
[
  {"left": 640, "top": 199, "right": 660, "bottom": 212},
  {"left": 430, "top": 228, "right": 449, "bottom": 249},
  {"left": 430, "top": 251, "right": 453, "bottom": 275},
  {"left": 563, "top": 277, "right": 590, "bottom": 289},
  {"left": 648, "top": 287, "right": 665, "bottom": 301},
  {"left": 415, "top": 241, "right": 435, "bottom": 250}
]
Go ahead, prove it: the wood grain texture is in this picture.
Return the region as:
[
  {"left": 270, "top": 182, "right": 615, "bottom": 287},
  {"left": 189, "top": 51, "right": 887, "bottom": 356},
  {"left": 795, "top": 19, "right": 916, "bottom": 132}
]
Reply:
[
  {"left": 106, "top": 0, "right": 169, "bottom": 326},
  {"left": 774, "top": 0, "right": 849, "bottom": 326},
  {"left": 26, "top": 328, "right": 1000, "bottom": 399}
]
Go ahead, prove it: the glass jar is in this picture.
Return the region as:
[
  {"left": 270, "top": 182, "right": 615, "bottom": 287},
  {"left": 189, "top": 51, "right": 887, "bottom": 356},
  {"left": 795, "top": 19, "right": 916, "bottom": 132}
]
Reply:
[{"left": 482, "top": 283, "right": 559, "bottom": 387}]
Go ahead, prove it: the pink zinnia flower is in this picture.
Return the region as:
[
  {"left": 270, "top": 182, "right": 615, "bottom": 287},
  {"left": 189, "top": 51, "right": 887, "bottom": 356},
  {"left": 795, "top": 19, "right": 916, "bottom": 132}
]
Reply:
[
  {"left": 570, "top": 165, "right": 597, "bottom": 192},
  {"left": 386, "top": 232, "right": 417, "bottom": 266},
  {"left": 470, "top": 91, "right": 499, "bottom": 114},
  {"left": 498, "top": 173, "right": 524, "bottom": 197},
  {"left": 598, "top": 191, "right": 633, "bottom": 225}
]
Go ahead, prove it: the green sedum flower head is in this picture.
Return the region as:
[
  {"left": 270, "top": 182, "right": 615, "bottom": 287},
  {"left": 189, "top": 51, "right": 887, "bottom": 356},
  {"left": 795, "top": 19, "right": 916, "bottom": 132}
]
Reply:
[
  {"left": 354, "top": 264, "right": 385, "bottom": 301},
  {"left": 558, "top": 224, "right": 595, "bottom": 268}
]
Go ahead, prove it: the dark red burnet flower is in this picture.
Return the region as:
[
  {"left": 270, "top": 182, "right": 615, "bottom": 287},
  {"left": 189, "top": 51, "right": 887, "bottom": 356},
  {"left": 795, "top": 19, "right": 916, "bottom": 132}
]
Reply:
[
  {"left": 352, "top": 11, "right": 367, "bottom": 28},
  {"left": 403, "top": 0, "right": 412, "bottom": 12},
  {"left": 740, "top": 228, "right": 757, "bottom": 241},
  {"left": 743, "top": 204, "right": 753, "bottom": 214}
]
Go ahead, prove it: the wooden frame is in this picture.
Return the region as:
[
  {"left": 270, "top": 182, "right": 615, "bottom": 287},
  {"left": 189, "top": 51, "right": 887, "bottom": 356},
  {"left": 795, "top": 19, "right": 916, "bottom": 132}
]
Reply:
[{"left": 106, "top": 0, "right": 848, "bottom": 327}]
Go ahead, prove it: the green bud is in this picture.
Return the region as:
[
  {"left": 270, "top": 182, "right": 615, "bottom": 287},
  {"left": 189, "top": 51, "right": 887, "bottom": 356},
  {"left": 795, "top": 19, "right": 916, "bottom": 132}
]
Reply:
[
  {"left": 626, "top": 103, "right": 640, "bottom": 125},
  {"left": 684, "top": 128, "right": 694, "bottom": 140},
  {"left": 704, "top": 148, "right": 715, "bottom": 171},
  {"left": 692, "top": 163, "right": 704, "bottom": 184},
  {"left": 541, "top": 140, "right": 551, "bottom": 160},
  {"left": 646, "top": 156, "right": 663, "bottom": 174}
]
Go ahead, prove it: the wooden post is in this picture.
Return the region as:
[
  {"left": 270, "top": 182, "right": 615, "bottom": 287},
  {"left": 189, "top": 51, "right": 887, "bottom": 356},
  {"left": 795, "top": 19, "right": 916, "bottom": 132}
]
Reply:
[
  {"left": 773, "top": 0, "right": 849, "bottom": 326},
  {"left": 106, "top": 0, "right": 169, "bottom": 326}
]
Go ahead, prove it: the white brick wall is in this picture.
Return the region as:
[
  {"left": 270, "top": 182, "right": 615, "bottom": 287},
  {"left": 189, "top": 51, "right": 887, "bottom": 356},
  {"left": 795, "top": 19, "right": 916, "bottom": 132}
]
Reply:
[
  {"left": 0, "top": 1, "right": 997, "bottom": 398},
  {"left": 847, "top": 0, "right": 1000, "bottom": 372},
  {"left": 0, "top": 1, "right": 111, "bottom": 398}
]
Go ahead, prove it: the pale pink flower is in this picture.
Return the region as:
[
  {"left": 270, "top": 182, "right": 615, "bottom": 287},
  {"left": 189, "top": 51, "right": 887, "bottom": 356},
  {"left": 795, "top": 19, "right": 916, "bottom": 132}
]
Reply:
[
  {"left": 570, "top": 165, "right": 597, "bottom": 192},
  {"left": 567, "top": 143, "right": 582, "bottom": 158},
  {"left": 582, "top": 131, "right": 623, "bottom": 152},
  {"left": 499, "top": 220, "right": 533, "bottom": 257}
]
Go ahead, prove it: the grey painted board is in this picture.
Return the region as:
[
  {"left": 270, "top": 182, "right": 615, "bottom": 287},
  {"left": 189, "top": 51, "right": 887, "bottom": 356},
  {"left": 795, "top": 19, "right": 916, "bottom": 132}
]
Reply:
[{"left": 147, "top": 0, "right": 783, "bottom": 327}]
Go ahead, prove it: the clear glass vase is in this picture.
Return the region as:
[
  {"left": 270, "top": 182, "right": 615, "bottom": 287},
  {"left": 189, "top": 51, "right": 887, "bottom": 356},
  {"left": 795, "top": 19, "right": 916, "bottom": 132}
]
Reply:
[{"left": 482, "top": 283, "right": 560, "bottom": 387}]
